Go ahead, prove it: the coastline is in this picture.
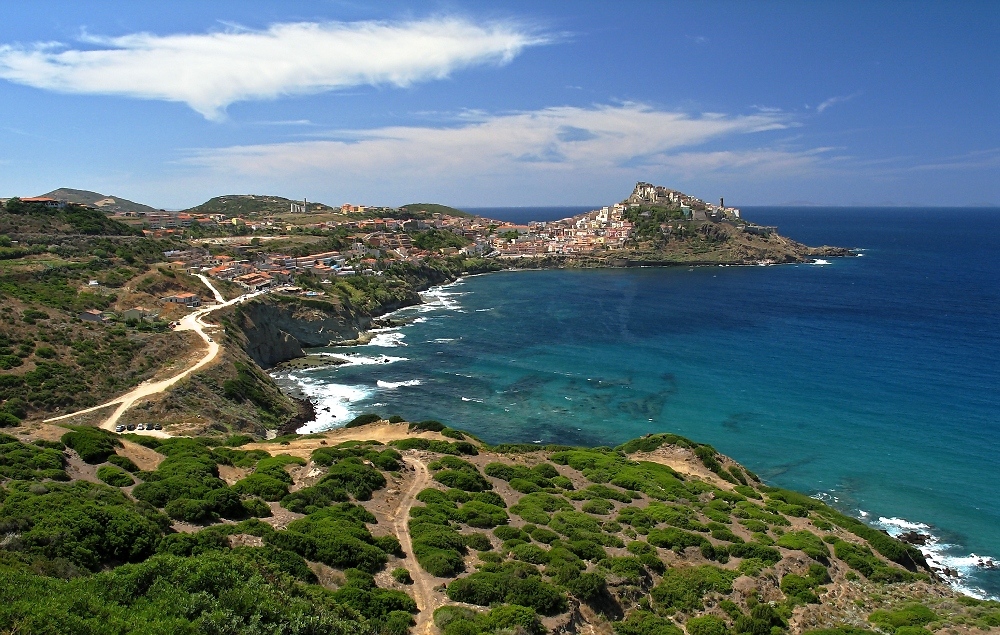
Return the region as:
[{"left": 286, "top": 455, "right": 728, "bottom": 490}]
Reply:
[{"left": 263, "top": 261, "right": 999, "bottom": 601}]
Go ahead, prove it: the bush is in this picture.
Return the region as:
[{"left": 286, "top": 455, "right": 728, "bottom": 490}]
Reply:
[
  {"left": 613, "top": 611, "right": 683, "bottom": 635},
  {"left": 392, "top": 567, "right": 413, "bottom": 584},
  {"left": 686, "top": 616, "right": 728, "bottom": 635},
  {"left": 651, "top": 566, "right": 737, "bottom": 612},
  {"left": 869, "top": 604, "right": 937, "bottom": 629},
  {"left": 777, "top": 530, "right": 829, "bottom": 561},
  {"left": 462, "top": 533, "right": 493, "bottom": 551},
  {"left": 0, "top": 412, "right": 20, "bottom": 427},
  {"left": 345, "top": 413, "right": 382, "bottom": 428},
  {"left": 447, "top": 565, "right": 566, "bottom": 615},
  {"left": 105, "top": 454, "right": 139, "bottom": 472},
  {"left": 410, "top": 419, "right": 446, "bottom": 432},
  {"left": 165, "top": 497, "right": 216, "bottom": 523},
  {"left": 241, "top": 497, "right": 272, "bottom": 517},
  {"left": 0, "top": 480, "right": 167, "bottom": 570},
  {"left": 61, "top": 426, "right": 120, "bottom": 464},
  {"left": 435, "top": 469, "right": 492, "bottom": 492},
  {"left": 0, "top": 434, "right": 68, "bottom": 481},
  {"left": 0, "top": 550, "right": 375, "bottom": 632},
  {"left": 96, "top": 465, "right": 134, "bottom": 487},
  {"left": 233, "top": 473, "right": 291, "bottom": 501}
]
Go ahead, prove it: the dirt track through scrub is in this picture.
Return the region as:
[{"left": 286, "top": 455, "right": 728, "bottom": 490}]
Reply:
[{"left": 395, "top": 456, "right": 439, "bottom": 635}]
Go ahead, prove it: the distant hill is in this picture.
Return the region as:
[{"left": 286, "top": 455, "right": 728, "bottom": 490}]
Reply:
[
  {"left": 399, "top": 203, "right": 472, "bottom": 218},
  {"left": 42, "top": 188, "right": 159, "bottom": 215},
  {"left": 186, "top": 195, "right": 336, "bottom": 217}
]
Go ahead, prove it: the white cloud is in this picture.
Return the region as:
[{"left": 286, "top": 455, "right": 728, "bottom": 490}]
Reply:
[
  {"left": 816, "top": 92, "right": 861, "bottom": 113},
  {"left": 179, "top": 103, "right": 828, "bottom": 204},
  {"left": 0, "top": 18, "right": 546, "bottom": 120}
]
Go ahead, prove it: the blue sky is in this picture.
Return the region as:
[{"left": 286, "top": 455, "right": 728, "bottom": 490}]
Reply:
[{"left": 0, "top": 1, "right": 997, "bottom": 208}]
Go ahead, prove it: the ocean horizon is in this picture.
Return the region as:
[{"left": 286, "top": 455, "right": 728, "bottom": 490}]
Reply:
[{"left": 273, "top": 206, "right": 1000, "bottom": 599}]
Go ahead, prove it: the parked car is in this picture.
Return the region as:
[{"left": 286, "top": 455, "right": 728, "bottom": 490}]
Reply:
[
  {"left": 136, "top": 423, "right": 145, "bottom": 431},
  {"left": 115, "top": 425, "right": 125, "bottom": 433},
  {"left": 153, "top": 423, "right": 162, "bottom": 430},
  {"left": 207, "top": 337, "right": 213, "bottom": 342},
  {"left": 126, "top": 424, "right": 136, "bottom": 431}
]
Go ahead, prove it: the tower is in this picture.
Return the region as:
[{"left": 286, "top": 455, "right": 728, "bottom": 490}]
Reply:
[{"left": 720, "top": 197, "right": 724, "bottom": 209}]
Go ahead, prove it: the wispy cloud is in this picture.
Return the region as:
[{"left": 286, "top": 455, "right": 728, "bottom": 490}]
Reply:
[
  {"left": 816, "top": 92, "right": 861, "bottom": 113},
  {"left": 187, "top": 103, "right": 793, "bottom": 173},
  {"left": 177, "top": 103, "right": 829, "bottom": 203},
  {"left": 0, "top": 18, "right": 548, "bottom": 120}
]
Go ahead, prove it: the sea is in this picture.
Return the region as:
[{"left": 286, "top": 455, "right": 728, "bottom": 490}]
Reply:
[{"left": 272, "top": 206, "right": 1000, "bottom": 598}]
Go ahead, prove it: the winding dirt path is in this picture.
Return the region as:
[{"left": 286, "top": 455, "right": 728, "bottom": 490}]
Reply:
[
  {"left": 395, "top": 455, "right": 439, "bottom": 635},
  {"left": 44, "top": 278, "right": 263, "bottom": 434}
]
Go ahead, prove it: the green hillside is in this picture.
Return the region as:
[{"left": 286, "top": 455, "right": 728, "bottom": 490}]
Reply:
[
  {"left": 400, "top": 203, "right": 473, "bottom": 218},
  {"left": 42, "top": 188, "right": 159, "bottom": 215},
  {"left": 186, "top": 194, "right": 336, "bottom": 217}
]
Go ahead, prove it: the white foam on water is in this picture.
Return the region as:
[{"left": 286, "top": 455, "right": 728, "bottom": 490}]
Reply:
[
  {"left": 376, "top": 379, "right": 422, "bottom": 389},
  {"left": 476, "top": 307, "right": 494, "bottom": 312},
  {"left": 812, "top": 259, "right": 831, "bottom": 265},
  {"left": 432, "top": 338, "right": 455, "bottom": 343},
  {"left": 318, "top": 352, "right": 407, "bottom": 366},
  {"left": 875, "top": 515, "right": 1000, "bottom": 600},
  {"left": 418, "top": 283, "right": 467, "bottom": 312},
  {"left": 367, "top": 330, "right": 407, "bottom": 347},
  {"left": 461, "top": 396, "right": 484, "bottom": 403},
  {"left": 288, "top": 375, "right": 374, "bottom": 434}
]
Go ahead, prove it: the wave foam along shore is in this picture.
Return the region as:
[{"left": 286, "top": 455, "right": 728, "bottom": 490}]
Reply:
[
  {"left": 376, "top": 379, "right": 422, "bottom": 389},
  {"left": 876, "top": 516, "right": 1000, "bottom": 600}
]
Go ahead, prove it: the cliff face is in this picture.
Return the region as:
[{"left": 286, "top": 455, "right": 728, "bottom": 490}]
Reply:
[{"left": 226, "top": 291, "right": 423, "bottom": 369}]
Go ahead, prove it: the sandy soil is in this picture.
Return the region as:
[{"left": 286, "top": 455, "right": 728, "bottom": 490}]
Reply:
[{"left": 42, "top": 277, "right": 262, "bottom": 433}]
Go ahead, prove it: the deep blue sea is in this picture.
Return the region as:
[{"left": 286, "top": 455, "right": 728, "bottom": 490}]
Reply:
[{"left": 275, "top": 207, "right": 1000, "bottom": 598}]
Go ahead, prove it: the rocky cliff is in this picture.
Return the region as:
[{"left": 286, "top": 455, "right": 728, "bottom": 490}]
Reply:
[{"left": 224, "top": 292, "right": 422, "bottom": 369}]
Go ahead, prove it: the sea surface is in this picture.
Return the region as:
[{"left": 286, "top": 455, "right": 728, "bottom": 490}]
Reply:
[{"left": 274, "top": 207, "right": 1000, "bottom": 598}]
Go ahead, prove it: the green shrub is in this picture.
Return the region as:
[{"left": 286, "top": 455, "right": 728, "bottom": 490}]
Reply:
[
  {"left": 392, "top": 567, "right": 413, "bottom": 584},
  {"left": 233, "top": 473, "right": 291, "bottom": 501},
  {"left": 0, "top": 412, "right": 20, "bottom": 427},
  {"left": 105, "top": 453, "right": 139, "bottom": 472},
  {"left": 241, "top": 497, "right": 272, "bottom": 517},
  {"left": 165, "top": 497, "right": 216, "bottom": 523},
  {"left": 686, "top": 615, "right": 729, "bottom": 635},
  {"left": 582, "top": 498, "right": 614, "bottom": 515},
  {"left": 777, "top": 530, "right": 829, "bottom": 561},
  {"left": 869, "top": 603, "right": 937, "bottom": 629},
  {"left": 0, "top": 550, "right": 373, "bottom": 632},
  {"left": 435, "top": 469, "right": 492, "bottom": 492},
  {"left": 651, "top": 565, "right": 737, "bottom": 612},
  {"left": 0, "top": 480, "right": 167, "bottom": 570},
  {"left": 60, "top": 426, "right": 120, "bottom": 464},
  {"left": 409, "top": 419, "right": 446, "bottom": 432},
  {"left": 345, "top": 413, "right": 381, "bottom": 428},
  {"left": 96, "top": 465, "right": 134, "bottom": 487},
  {"left": 531, "top": 527, "right": 560, "bottom": 544},
  {"left": 268, "top": 503, "right": 391, "bottom": 573},
  {"left": 0, "top": 434, "right": 68, "bottom": 481},
  {"left": 446, "top": 564, "right": 566, "bottom": 615},
  {"left": 613, "top": 611, "right": 683, "bottom": 635},
  {"left": 511, "top": 543, "right": 549, "bottom": 564},
  {"left": 462, "top": 533, "right": 493, "bottom": 551},
  {"left": 455, "top": 500, "right": 508, "bottom": 528}
]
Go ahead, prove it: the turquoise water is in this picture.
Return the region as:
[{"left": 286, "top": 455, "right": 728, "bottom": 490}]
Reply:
[{"left": 276, "top": 208, "right": 1000, "bottom": 597}]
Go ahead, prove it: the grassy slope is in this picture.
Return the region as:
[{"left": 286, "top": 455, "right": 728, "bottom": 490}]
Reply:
[
  {"left": 1, "top": 423, "right": 994, "bottom": 635},
  {"left": 401, "top": 203, "right": 473, "bottom": 218}
]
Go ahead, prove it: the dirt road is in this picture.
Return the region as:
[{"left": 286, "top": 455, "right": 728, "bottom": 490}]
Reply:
[
  {"left": 44, "top": 277, "right": 261, "bottom": 433},
  {"left": 394, "top": 456, "right": 440, "bottom": 635}
]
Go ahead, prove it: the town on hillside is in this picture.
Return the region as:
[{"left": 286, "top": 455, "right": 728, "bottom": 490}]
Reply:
[{"left": 1, "top": 183, "right": 770, "bottom": 307}]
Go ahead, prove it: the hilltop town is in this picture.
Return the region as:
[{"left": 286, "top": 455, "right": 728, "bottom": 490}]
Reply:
[{"left": 1, "top": 183, "right": 846, "bottom": 305}]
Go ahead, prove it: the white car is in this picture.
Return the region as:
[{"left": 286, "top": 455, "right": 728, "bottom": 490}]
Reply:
[{"left": 136, "top": 423, "right": 145, "bottom": 431}]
